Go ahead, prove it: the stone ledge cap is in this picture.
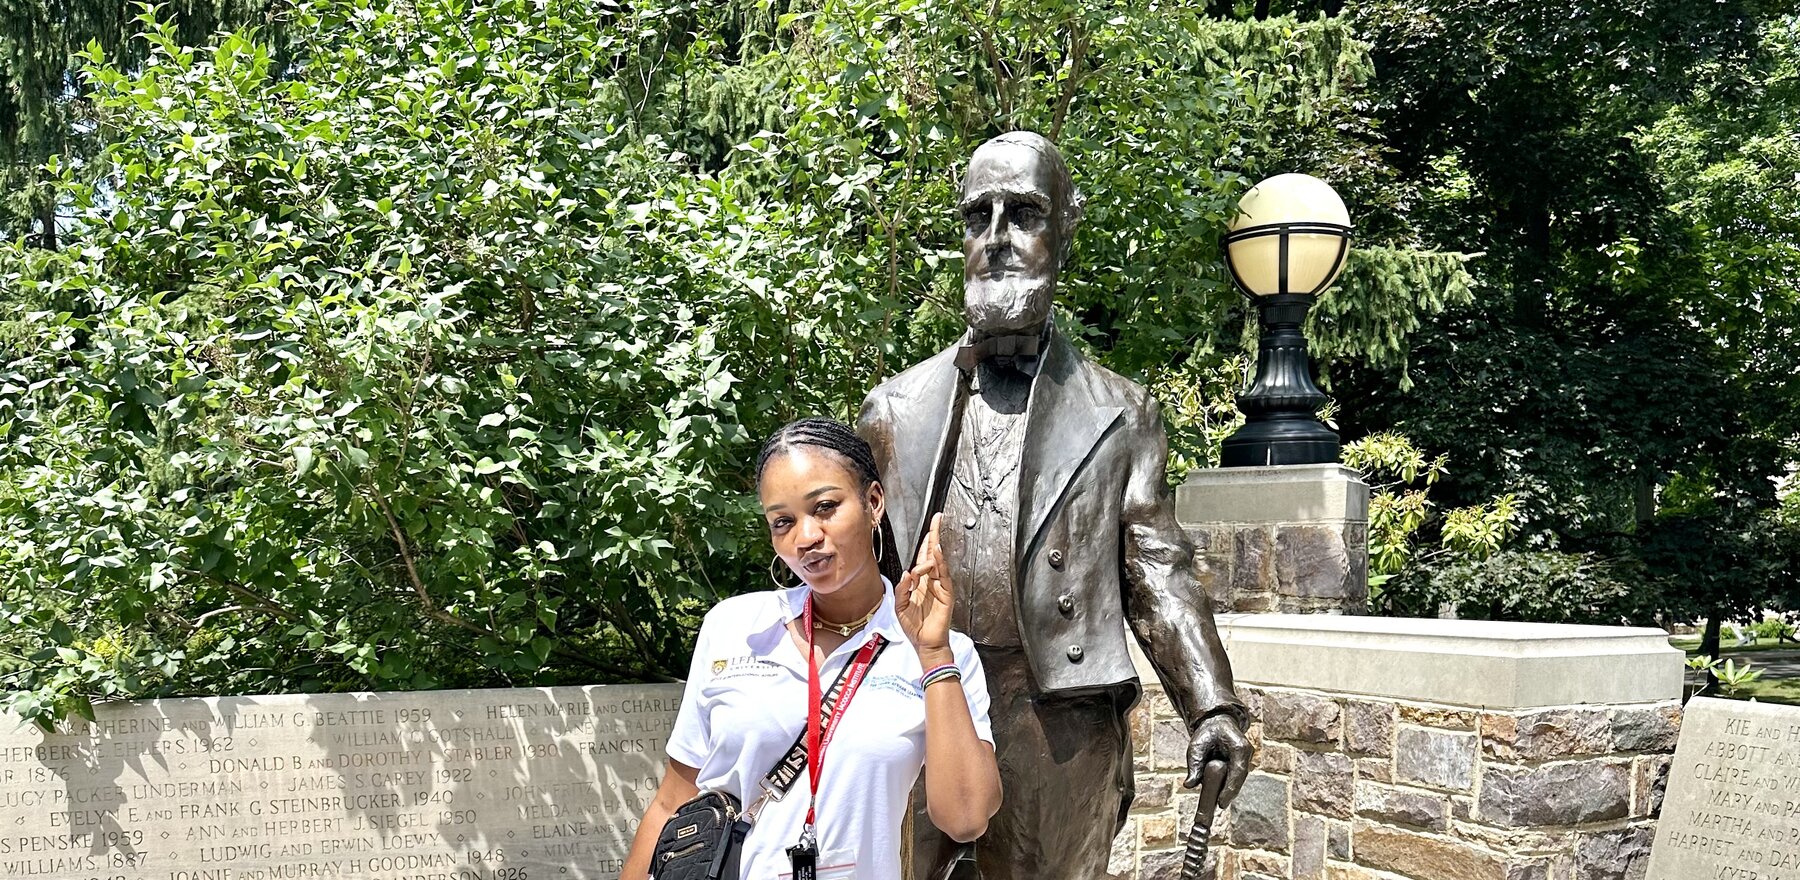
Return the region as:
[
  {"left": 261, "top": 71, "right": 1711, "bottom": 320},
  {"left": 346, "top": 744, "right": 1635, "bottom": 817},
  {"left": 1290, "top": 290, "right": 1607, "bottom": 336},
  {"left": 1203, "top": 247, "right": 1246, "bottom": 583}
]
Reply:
[
  {"left": 1177, "top": 465, "right": 1370, "bottom": 523},
  {"left": 1215, "top": 614, "right": 1682, "bottom": 709},
  {"left": 1184, "top": 463, "right": 1366, "bottom": 484},
  {"left": 1188, "top": 464, "right": 1353, "bottom": 482}
]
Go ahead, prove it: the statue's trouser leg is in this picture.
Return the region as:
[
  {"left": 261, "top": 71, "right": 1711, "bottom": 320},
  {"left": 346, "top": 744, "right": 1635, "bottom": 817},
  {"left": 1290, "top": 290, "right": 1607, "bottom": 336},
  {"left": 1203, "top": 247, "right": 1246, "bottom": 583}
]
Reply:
[{"left": 910, "top": 647, "right": 1128, "bottom": 880}]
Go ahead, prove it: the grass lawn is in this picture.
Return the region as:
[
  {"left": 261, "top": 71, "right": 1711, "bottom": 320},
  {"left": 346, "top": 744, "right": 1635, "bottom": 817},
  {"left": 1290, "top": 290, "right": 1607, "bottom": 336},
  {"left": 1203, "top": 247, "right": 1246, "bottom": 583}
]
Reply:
[
  {"left": 1672, "top": 635, "right": 1800, "bottom": 705},
  {"left": 1669, "top": 635, "right": 1800, "bottom": 654},
  {"left": 1725, "top": 676, "right": 1800, "bottom": 705}
]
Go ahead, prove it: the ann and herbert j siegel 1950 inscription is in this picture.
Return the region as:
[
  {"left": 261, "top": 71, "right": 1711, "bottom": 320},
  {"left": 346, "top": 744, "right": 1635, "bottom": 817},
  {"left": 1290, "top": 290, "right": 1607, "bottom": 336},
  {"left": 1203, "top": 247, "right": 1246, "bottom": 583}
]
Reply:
[
  {"left": 1649, "top": 696, "right": 1800, "bottom": 880},
  {"left": 0, "top": 685, "right": 681, "bottom": 880}
]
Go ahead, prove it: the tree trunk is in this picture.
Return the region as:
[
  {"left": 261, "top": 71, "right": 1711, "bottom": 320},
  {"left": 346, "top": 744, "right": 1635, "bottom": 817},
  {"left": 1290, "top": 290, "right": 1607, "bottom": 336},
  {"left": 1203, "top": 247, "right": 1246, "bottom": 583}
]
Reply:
[
  {"left": 1702, "top": 612, "right": 1723, "bottom": 660},
  {"left": 36, "top": 196, "right": 56, "bottom": 250},
  {"left": 1634, "top": 473, "right": 1655, "bottom": 525}
]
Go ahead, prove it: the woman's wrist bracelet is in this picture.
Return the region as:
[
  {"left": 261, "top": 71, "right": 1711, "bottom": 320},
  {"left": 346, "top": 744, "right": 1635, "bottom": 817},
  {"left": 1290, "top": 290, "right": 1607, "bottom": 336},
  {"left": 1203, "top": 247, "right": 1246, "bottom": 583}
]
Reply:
[{"left": 921, "top": 663, "right": 961, "bottom": 689}]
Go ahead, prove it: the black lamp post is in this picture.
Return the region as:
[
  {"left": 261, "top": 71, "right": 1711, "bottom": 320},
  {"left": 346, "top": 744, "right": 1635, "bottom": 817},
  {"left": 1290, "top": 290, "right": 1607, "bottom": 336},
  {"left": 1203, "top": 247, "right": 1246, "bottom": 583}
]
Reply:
[{"left": 1220, "top": 174, "right": 1352, "bottom": 468}]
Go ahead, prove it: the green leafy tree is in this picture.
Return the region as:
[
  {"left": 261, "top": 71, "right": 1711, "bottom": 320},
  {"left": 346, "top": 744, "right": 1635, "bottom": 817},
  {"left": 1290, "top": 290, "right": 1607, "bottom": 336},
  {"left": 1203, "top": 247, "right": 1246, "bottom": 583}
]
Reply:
[
  {"left": 1334, "top": 0, "right": 1781, "bottom": 532},
  {"left": 0, "top": 0, "right": 275, "bottom": 247},
  {"left": 1321, "top": 1, "right": 1797, "bottom": 634},
  {"left": 1638, "top": 473, "right": 1800, "bottom": 656},
  {"left": 0, "top": 0, "right": 1476, "bottom": 727}
]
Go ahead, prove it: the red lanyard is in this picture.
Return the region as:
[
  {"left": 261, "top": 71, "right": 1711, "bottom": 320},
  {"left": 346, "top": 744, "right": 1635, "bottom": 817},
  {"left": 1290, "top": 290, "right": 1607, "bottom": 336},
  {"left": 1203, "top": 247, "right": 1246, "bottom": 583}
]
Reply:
[{"left": 803, "top": 597, "right": 883, "bottom": 828}]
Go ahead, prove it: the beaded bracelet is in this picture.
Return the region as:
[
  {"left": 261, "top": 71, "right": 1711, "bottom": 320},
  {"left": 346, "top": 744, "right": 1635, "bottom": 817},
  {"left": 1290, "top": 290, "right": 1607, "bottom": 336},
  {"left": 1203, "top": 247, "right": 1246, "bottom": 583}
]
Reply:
[{"left": 920, "top": 663, "right": 961, "bottom": 689}]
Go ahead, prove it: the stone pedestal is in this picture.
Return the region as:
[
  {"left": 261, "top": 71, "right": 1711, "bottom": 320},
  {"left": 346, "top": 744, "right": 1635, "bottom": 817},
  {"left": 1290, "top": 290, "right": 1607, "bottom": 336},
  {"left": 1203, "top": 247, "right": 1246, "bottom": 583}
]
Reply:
[
  {"left": 1176, "top": 464, "right": 1370, "bottom": 614},
  {"left": 1116, "top": 615, "right": 1685, "bottom": 880}
]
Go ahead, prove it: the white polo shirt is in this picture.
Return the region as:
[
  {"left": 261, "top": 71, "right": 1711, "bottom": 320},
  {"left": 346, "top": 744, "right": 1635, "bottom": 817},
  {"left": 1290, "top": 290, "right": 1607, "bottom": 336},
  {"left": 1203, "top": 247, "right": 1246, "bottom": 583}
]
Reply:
[{"left": 665, "top": 581, "right": 994, "bottom": 880}]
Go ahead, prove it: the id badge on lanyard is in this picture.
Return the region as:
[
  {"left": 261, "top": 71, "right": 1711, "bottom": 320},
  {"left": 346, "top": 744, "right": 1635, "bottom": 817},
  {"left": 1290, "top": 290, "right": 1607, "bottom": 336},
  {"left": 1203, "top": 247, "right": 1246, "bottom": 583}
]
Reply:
[
  {"left": 793, "top": 597, "right": 882, "bottom": 880},
  {"left": 787, "top": 834, "right": 819, "bottom": 880}
]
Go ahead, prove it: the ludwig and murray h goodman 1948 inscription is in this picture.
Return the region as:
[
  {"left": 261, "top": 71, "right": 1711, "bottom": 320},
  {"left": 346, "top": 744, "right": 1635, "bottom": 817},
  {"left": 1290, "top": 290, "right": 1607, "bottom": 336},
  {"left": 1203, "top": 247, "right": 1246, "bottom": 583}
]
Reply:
[
  {"left": 1648, "top": 696, "right": 1800, "bottom": 880},
  {"left": 0, "top": 684, "right": 682, "bottom": 880}
]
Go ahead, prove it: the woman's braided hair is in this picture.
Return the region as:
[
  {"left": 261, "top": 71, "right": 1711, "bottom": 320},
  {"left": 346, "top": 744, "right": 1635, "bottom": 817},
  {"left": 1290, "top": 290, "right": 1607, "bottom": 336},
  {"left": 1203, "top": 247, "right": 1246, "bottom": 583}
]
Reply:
[{"left": 756, "top": 417, "right": 904, "bottom": 585}]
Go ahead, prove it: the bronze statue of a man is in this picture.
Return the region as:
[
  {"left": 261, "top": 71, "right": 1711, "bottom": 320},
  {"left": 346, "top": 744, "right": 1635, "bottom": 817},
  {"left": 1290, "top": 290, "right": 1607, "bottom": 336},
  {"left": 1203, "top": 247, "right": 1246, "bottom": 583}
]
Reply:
[{"left": 858, "top": 131, "right": 1252, "bottom": 879}]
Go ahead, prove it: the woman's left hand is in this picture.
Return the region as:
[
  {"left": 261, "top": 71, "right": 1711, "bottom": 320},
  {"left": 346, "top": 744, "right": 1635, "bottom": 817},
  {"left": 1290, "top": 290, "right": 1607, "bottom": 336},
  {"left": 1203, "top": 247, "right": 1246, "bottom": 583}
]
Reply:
[{"left": 896, "top": 513, "right": 954, "bottom": 656}]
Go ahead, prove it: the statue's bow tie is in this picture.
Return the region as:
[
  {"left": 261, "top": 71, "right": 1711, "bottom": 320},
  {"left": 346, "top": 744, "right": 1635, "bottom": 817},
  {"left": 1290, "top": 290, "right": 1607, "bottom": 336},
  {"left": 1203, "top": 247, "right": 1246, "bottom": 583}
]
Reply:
[{"left": 955, "top": 333, "right": 1042, "bottom": 373}]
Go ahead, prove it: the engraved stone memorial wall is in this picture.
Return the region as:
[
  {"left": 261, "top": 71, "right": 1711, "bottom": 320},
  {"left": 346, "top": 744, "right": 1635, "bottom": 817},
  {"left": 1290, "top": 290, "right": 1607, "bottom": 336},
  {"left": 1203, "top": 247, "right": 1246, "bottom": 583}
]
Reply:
[
  {"left": 1646, "top": 696, "right": 1800, "bottom": 880},
  {"left": 0, "top": 684, "right": 682, "bottom": 880}
]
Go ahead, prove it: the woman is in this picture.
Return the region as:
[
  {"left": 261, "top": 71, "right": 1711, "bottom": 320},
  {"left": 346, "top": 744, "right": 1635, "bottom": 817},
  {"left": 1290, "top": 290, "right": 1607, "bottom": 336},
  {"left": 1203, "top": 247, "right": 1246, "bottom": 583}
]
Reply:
[{"left": 620, "top": 418, "right": 1002, "bottom": 880}]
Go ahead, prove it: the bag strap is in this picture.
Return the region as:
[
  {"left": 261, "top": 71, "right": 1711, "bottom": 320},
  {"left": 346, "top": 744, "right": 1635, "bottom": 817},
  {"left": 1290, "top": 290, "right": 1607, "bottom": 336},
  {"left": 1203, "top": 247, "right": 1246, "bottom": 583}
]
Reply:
[
  {"left": 743, "top": 635, "right": 891, "bottom": 822},
  {"left": 705, "top": 818, "right": 750, "bottom": 880}
]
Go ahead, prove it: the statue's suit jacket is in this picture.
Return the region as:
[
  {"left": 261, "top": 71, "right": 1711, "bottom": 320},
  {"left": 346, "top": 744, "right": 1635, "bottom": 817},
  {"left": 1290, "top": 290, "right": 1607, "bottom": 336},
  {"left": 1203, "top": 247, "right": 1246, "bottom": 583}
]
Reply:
[{"left": 857, "top": 328, "right": 1246, "bottom": 728}]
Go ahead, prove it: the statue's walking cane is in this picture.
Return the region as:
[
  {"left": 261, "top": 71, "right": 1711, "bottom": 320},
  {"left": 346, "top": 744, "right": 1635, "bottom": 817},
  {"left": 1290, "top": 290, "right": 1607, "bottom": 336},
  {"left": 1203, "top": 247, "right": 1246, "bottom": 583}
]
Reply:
[
  {"left": 1180, "top": 761, "right": 1229, "bottom": 880},
  {"left": 916, "top": 370, "right": 977, "bottom": 880},
  {"left": 912, "top": 369, "right": 973, "bottom": 562}
]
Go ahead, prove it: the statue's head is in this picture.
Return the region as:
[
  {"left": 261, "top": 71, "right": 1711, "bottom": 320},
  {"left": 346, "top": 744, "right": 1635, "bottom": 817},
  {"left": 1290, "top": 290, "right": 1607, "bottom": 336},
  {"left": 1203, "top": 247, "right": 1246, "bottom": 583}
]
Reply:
[{"left": 958, "top": 131, "right": 1084, "bottom": 336}]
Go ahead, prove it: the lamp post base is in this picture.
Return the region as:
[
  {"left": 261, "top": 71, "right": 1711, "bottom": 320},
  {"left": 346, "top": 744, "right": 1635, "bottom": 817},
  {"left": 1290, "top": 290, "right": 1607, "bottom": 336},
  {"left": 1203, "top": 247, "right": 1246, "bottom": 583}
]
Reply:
[
  {"left": 1221, "top": 292, "right": 1340, "bottom": 468},
  {"left": 1220, "top": 420, "right": 1340, "bottom": 467}
]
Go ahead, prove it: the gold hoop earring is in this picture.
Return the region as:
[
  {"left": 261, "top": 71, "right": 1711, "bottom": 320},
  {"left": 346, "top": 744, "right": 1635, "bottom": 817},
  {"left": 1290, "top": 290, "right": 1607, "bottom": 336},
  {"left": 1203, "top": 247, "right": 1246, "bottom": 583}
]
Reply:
[
  {"left": 872, "top": 524, "right": 885, "bottom": 563},
  {"left": 770, "top": 556, "right": 797, "bottom": 588}
]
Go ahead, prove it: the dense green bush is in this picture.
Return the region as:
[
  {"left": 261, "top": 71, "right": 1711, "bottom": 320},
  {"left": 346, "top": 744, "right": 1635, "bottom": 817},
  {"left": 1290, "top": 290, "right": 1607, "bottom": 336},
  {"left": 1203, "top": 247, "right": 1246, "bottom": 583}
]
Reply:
[
  {"left": 1342, "top": 431, "right": 1518, "bottom": 614},
  {"left": 2, "top": 2, "right": 775, "bottom": 725},
  {"left": 1415, "top": 550, "right": 1641, "bottom": 626}
]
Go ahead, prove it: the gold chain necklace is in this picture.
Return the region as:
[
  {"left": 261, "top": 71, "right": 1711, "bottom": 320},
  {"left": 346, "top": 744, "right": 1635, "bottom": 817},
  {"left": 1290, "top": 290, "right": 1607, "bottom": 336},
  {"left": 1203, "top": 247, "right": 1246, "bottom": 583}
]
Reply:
[{"left": 812, "top": 605, "right": 878, "bottom": 637}]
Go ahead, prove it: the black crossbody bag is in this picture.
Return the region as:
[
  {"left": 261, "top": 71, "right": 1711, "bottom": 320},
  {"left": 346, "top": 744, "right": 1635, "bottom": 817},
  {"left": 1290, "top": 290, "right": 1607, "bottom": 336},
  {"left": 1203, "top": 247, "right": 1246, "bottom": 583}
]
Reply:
[{"left": 650, "top": 637, "right": 889, "bottom": 880}]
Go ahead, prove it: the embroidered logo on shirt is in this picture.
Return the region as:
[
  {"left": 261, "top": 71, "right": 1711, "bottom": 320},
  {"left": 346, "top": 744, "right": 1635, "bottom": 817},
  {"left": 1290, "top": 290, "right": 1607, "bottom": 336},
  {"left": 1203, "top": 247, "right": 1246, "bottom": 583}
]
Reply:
[{"left": 708, "top": 655, "right": 783, "bottom": 681}]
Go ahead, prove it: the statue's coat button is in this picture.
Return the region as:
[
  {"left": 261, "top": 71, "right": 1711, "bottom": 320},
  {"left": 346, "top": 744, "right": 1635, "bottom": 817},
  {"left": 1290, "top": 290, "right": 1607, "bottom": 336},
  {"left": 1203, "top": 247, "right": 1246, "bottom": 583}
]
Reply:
[
  {"left": 1049, "top": 549, "right": 1065, "bottom": 569},
  {"left": 964, "top": 516, "right": 977, "bottom": 530},
  {"left": 1066, "top": 645, "right": 1084, "bottom": 662},
  {"left": 1058, "top": 594, "right": 1075, "bottom": 614}
]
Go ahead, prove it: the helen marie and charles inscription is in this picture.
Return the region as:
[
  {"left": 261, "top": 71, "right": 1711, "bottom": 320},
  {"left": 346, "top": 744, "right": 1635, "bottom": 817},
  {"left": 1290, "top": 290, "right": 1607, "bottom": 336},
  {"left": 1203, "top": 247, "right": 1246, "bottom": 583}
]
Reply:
[{"left": 0, "top": 684, "right": 681, "bottom": 880}]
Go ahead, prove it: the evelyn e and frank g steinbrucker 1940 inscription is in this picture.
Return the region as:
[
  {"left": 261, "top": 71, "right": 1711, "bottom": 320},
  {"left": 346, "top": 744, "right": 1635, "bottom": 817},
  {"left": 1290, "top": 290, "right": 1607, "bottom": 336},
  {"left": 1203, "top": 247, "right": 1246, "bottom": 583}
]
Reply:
[
  {"left": 1648, "top": 696, "right": 1800, "bottom": 880},
  {"left": 0, "top": 684, "right": 682, "bottom": 880}
]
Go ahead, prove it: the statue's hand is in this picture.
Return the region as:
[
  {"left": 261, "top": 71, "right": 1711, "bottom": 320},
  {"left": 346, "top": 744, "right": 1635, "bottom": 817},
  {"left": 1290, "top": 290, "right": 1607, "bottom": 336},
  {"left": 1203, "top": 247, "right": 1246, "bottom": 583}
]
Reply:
[{"left": 1185, "top": 714, "right": 1252, "bottom": 808}]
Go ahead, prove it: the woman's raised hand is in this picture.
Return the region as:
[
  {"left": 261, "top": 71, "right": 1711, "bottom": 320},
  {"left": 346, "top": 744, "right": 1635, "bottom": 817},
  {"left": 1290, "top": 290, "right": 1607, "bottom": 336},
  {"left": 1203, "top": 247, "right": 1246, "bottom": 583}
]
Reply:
[{"left": 896, "top": 513, "right": 954, "bottom": 655}]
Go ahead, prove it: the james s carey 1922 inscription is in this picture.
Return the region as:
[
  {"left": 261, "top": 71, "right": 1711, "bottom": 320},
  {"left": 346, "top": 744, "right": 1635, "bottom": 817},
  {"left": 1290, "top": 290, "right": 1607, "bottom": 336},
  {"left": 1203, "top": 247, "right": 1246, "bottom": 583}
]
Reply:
[
  {"left": 0, "top": 684, "right": 682, "bottom": 880},
  {"left": 1648, "top": 696, "right": 1800, "bottom": 880}
]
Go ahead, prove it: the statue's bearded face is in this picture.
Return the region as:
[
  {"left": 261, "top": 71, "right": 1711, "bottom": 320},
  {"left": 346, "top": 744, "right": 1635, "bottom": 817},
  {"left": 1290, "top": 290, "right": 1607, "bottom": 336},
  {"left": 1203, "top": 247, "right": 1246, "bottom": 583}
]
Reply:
[{"left": 960, "top": 142, "right": 1065, "bottom": 336}]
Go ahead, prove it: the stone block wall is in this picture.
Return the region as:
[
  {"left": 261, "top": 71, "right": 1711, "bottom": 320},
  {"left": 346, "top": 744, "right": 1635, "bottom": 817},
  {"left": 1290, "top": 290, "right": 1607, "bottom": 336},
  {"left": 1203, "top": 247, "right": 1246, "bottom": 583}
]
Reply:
[
  {"left": 1188, "top": 521, "right": 1368, "bottom": 614},
  {"left": 1113, "top": 615, "right": 1686, "bottom": 880},
  {"left": 1177, "top": 465, "right": 1370, "bottom": 614}
]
